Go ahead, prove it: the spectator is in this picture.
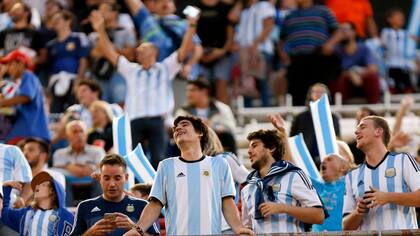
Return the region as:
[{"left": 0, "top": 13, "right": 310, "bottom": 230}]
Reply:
[
  {"left": 195, "top": 0, "right": 234, "bottom": 104},
  {"left": 175, "top": 78, "right": 238, "bottom": 154},
  {"left": 348, "top": 106, "right": 377, "bottom": 165},
  {"left": 47, "top": 10, "right": 90, "bottom": 113},
  {"left": 124, "top": 116, "right": 253, "bottom": 235},
  {"left": 52, "top": 120, "right": 104, "bottom": 206},
  {"left": 326, "top": 22, "right": 381, "bottom": 104},
  {"left": 87, "top": 100, "right": 114, "bottom": 153},
  {"left": 1, "top": 171, "right": 74, "bottom": 235},
  {"left": 89, "top": 2, "right": 136, "bottom": 105},
  {"left": 90, "top": 10, "right": 195, "bottom": 168},
  {"left": 70, "top": 154, "right": 159, "bottom": 236},
  {"left": 22, "top": 137, "right": 66, "bottom": 189},
  {"left": 311, "top": 154, "right": 352, "bottom": 232},
  {"left": 381, "top": 8, "right": 417, "bottom": 93},
  {"left": 325, "top": 0, "right": 378, "bottom": 39},
  {"left": 278, "top": 0, "right": 340, "bottom": 105},
  {"left": 0, "top": 2, "right": 47, "bottom": 65},
  {"left": 0, "top": 143, "right": 32, "bottom": 208},
  {"left": 0, "top": 50, "right": 50, "bottom": 144},
  {"left": 342, "top": 116, "right": 420, "bottom": 230},
  {"left": 125, "top": 0, "right": 203, "bottom": 79},
  {"left": 241, "top": 129, "right": 325, "bottom": 233},
  {"left": 130, "top": 183, "right": 153, "bottom": 200},
  {"left": 203, "top": 127, "right": 249, "bottom": 233},
  {"left": 289, "top": 83, "right": 341, "bottom": 168},
  {"left": 235, "top": 0, "right": 275, "bottom": 107},
  {"left": 68, "top": 78, "right": 104, "bottom": 129}
]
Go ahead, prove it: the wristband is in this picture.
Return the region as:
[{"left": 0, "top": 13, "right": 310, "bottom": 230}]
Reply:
[
  {"left": 132, "top": 224, "right": 145, "bottom": 236},
  {"left": 189, "top": 24, "right": 197, "bottom": 28}
]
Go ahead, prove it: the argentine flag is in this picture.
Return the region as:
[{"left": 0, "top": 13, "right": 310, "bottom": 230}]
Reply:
[
  {"left": 405, "top": 0, "right": 420, "bottom": 59},
  {"left": 309, "top": 94, "right": 339, "bottom": 161},
  {"left": 112, "top": 114, "right": 135, "bottom": 188},
  {"left": 124, "top": 144, "right": 156, "bottom": 183},
  {"left": 289, "top": 133, "right": 321, "bottom": 180}
]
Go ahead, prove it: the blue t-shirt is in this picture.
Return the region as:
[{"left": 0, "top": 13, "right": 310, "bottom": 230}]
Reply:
[
  {"left": 7, "top": 71, "right": 50, "bottom": 142},
  {"left": 334, "top": 42, "right": 376, "bottom": 70},
  {"left": 47, "top": 32, "right": 90, "bottom": 74},
  {"left": 311, "top": 177, "right": 345, "bottom": 232},
  {"left": 71, "top": 195, "right": 159, "bottom": 236}
]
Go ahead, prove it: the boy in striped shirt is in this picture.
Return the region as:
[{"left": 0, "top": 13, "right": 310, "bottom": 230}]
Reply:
[
  {"left": 124, "top": 116, "right": 253, "bottom": 236},
  {"left": 241, "top": 129, "right": 326, "bottom": 233},
  {"left": 343, "top": 116, "right": 420, "bottom": 230}
]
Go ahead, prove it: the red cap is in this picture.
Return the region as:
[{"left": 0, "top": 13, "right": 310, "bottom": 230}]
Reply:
[{"left": 0, "top": 50, "right": 30, "bottom": 66}]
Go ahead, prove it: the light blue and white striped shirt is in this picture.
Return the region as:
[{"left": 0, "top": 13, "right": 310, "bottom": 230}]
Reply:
[
  {"left": 150, "top": 155, "right": 236, "bottom": 235},
  {"left": 241, "top": 170, "right": 322, "bottom": 233},
  {"left": 0, "top": 144, "right": 32, "bottom": 183},
  {"left": 22, "top": 209, "right": 57, "bottom": 236},
  {"left": 381, "top": 28, "right": 416, "bottom": 70},
  {"left": 117, "top": 52, "right": 181, "bottom": 120},
  {"left": 236, "top": 1, "right": 276, "bottom": 55},
  {"left": 343, "top": 152, "right": 420, "bottom": 230}
]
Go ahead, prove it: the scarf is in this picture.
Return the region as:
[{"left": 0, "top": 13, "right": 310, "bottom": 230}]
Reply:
[{"left": 246, "top": 160, "right": 301, "bottom": 219}]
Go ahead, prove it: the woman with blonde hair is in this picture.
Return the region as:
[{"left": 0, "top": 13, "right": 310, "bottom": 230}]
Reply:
[{"left": 87, "top": 100, "right": 114, "bottom": 152}]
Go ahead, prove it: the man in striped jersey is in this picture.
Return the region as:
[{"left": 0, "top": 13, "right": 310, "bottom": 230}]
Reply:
[
  {"left": 241, "top": 129, "right": 325, "bottom": 233},
  {"left": 90, "top": 9, "right": 195, "bottom": 169},
  {"left": 343, "top": 116, "right": 420, "bottom": 230},
  {"left": 124, "top": 116, "right": 253, "bottom": 236}
]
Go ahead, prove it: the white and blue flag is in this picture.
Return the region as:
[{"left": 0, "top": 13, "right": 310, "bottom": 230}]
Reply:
[
  {"left": 310, "top": 94, "right": 338, "bottom": 161},
  {"left": 113, "top": 114, "right": 135, "bottom": 188},
  {"left": 288, "top": 133, "right": 321, "bottom": 180},
  {"left": 124, "top": 144, "right": 156, "bottom": 183},
  {"left": 405, "top": 0, "right": 420, "bottom": 59}
]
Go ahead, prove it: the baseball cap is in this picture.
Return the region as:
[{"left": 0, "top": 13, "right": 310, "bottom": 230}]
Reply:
[
  {"left": 0, "top": 50, "right": 30, "bottom": 66},
  {"left": 31, "top": 171, "right": 54, "bottom": 191}
]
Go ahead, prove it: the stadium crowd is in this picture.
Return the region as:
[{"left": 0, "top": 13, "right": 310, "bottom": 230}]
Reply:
[{"left": 0, "top": 0, "right": 419, "bottom": 235}]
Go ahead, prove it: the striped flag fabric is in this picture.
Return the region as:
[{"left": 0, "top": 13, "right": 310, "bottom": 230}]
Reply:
[
  {"left": 124, "top": 144, "right": 156, "bottom": 183},
  {"left": 405, "top": 0, "right": 420, "bottom": 58},
  {"left": 288, "top": 133, "right": 321, "bottom": 180},
  {"left": 112, "top": 114, "right": 135, "bottom": 188},
  {"left": 310, "top": 94, "right": 339, "bottom": 161},
  {"left": 112, "top": 114, "right": 132, "bottom": 156}
]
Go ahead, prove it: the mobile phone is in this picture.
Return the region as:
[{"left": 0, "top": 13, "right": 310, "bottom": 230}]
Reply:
[
  {"left": 183, "top": 5, "right": 200, "bottom": 18},
  {"left": 104, "top": 213, "right": 116, "bottom": 221}
]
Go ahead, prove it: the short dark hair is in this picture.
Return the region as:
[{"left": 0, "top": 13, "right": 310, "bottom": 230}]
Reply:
[
  {"left": 247, "top": 129, "right": 285, "bottom": 161},
  {"left": 386, "top": 8, "right": 404, "bottom": 19},
  {"left": 23, "top": 138, "right": 50, "bottom": 154},
  {"left": 173, "top": 115, "right": 209, "bottom": 150},
  {"left": 130, "top": 183, "right": 152, "bottom": 196},
  {"left": 101, "top": 2, "right": 121, "bottom": 12},
  {"left": 187, "top": 77, "right": 210, "bottom": 90},
  {"left": 363, "top": 116, "right": 391, "bottom": 146},
  {"left": 75, "top": 78, "right": 102, "bottom": 98},
  {"left": 100, "top": 154, "right": 127, "bottom": 171},
  {"left": 58, "top": 9, "right": 74, "bottom": 25}
]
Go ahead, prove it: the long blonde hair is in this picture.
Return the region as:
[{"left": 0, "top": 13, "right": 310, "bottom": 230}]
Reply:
[{"left": 203, "top": 127, "right": 224, "bottom": 156}]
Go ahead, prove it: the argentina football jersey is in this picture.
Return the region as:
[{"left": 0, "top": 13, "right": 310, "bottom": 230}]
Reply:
[
  {"left": 150, "top": 155, "right": 235, "bottom": 235},
  {"left": 343, "top": 152, "right": 420, "bottom": 230}
]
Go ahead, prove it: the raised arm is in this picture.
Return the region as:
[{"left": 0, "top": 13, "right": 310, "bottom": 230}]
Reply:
[
  {"left": 268, "top": 114, "right": 293, "bottom": 163},
  {"left": 125, "top": 0, "right": 143, "bottom": 16},
  {"left": 178, "top": 16, "right": 199, "bottom": 62},
  {"left": 90, "top": 11, "right": 120, "bottom": 66}
]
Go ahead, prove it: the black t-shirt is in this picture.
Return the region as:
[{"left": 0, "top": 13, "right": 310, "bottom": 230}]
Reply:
[
  {"left": 195, "top": 2, "right": 232, "bottom": 48},
  {"left": 0, "top": 28, "right": 44, "bottom": 54}
]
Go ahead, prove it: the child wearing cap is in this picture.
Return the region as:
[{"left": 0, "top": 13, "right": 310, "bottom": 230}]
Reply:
[{"left": 1, "top": 171, "right": 74, "bottom": 235}]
